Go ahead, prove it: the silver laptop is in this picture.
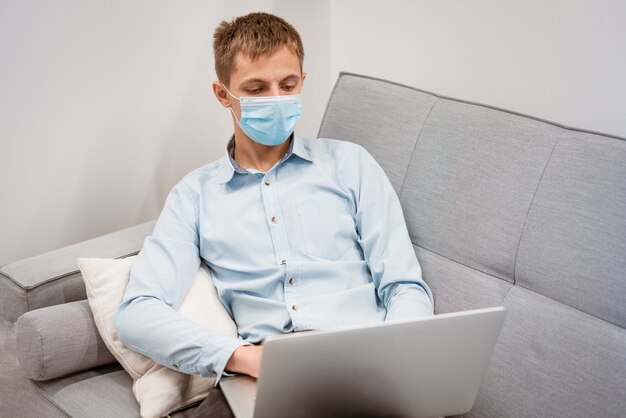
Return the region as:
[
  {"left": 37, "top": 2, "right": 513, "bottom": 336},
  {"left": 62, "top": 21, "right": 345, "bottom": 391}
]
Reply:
[{"left": 220, "top": 306, "right": 506, "bottom": 418}]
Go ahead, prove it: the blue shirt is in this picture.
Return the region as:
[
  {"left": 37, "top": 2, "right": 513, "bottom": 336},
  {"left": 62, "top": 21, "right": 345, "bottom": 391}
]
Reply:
[{"left": 115, "top": 132, "right": 434, "bottom": 384}]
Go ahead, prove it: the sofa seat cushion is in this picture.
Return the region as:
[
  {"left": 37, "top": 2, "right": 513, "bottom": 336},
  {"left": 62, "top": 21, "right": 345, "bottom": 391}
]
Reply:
[
  {"left": 414, "top": 245, "right": 511, "bottom": 314},
  {"left": 471, "top": 285, "right": 626, "bottom": 417},
  {"left": 34, "top": 364, "right": 140, "bottom": 417},
  {"left": 30, "top": 363, "right": 199, "bottom": 418}
]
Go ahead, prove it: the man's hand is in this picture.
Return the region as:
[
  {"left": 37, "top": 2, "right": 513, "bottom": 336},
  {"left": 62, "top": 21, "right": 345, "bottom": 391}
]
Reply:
[{"left": 225, "top": 344, "right": 263, "bottom": 378}]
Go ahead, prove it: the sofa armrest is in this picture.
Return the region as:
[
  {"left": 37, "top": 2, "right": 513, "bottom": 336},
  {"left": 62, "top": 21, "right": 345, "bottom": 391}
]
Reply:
[
  {"left": 15, "top": 299, "right": 116, "bottom": 381},
  {"left": 0, "top": 220, "right": 155, "bottom": 323}
]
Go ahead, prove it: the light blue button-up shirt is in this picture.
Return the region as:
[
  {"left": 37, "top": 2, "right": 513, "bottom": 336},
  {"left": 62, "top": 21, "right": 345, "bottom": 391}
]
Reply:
[{"left": 115, "top": 132, "right": 433, "bottom": 384}]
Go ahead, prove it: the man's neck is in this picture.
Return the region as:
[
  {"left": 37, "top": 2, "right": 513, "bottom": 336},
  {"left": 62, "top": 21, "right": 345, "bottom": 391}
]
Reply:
[{"left": 233, "top": 131, "right": 292, "bottom": 173}]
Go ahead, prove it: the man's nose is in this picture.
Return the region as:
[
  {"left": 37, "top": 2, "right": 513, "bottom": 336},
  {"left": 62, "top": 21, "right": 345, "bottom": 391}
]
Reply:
[{"left": 268, "top": 84, "right": 281, "bottom": 96}]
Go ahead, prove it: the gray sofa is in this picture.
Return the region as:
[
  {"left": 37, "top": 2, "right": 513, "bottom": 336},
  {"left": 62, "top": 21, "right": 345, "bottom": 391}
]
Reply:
[{"left": 1, "top": 72, "right": 624, "bottom": 417}]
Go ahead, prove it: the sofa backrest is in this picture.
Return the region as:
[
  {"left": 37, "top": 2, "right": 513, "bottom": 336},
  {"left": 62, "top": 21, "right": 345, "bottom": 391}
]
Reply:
[{"left": 318, "top": 72, "right": 626, "bottom": 416}]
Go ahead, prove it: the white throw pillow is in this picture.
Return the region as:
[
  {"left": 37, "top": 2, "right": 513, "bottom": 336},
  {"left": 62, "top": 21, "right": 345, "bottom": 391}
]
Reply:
[{"left": 77, "top": 256, "right": 238, "bottom": 418}]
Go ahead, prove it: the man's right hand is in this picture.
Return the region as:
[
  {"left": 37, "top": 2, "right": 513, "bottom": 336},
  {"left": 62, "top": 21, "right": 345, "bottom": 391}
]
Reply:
[{"left": 225, "top": 344, "right": 263, "bottom": 378}]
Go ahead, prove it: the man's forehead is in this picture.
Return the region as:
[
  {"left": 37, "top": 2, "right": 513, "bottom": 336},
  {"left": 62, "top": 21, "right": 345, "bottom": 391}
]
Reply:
[{"left": 231, "top": 47, "right": 301, "bottom": 85}]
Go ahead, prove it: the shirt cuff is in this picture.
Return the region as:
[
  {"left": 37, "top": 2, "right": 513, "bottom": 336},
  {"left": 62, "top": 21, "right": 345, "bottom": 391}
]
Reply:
[
  {"left": 384, "top": 283, "right": 434, "bottom": 322},
  {"left": 212, "top": 339, "right": 252, "bottom": 386}
]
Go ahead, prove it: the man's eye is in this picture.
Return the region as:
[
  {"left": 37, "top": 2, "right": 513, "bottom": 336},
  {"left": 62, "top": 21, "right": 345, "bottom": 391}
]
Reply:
[
  {"left": 247, "top": 88, "right": 262, "bottom": 94},
  {"left": 283, "top": 85, "right": 295, "bottom": 91}
]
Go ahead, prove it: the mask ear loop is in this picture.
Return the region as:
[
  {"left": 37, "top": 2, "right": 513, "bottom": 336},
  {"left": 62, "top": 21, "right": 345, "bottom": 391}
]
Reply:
[
  {"left": 228, "top": 106, "right": 240, "bottom": 123},
  {"left": 221, "top": 83, "right": 242, "bottom": 123}
]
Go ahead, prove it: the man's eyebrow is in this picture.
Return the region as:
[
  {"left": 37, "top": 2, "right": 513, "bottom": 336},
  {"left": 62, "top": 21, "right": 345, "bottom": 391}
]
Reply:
[
  {"left": 240, "top": 78, "right": 267, "bottom": 86},
  {"left": 239, "top": 74, "right": 301, "bottom": 86},
  {"left": 280, "top": 74, "right": 301, "bottom": 82}
]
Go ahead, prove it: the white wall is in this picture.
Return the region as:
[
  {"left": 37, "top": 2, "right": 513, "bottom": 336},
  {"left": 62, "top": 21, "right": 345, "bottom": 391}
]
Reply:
[
  {"left": 0, "top": 0, "right": 332, "bottom": 266},
  {"left": 330, "top": 0, "right": 626, "bottom": 137},
  {"left": 2, "top": 0, "right": 624, "bottom": 265}
]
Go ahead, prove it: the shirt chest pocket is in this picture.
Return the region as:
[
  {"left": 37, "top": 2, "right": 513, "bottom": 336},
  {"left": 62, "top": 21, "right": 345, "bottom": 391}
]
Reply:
[{"left": 296, "top": 196, "right": 356, "bottom": 260}]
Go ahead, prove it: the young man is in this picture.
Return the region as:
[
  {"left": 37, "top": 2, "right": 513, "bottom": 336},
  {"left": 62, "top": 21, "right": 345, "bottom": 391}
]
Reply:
[{"left": 115, "top": 10, "right": 433, "bottom": 402}]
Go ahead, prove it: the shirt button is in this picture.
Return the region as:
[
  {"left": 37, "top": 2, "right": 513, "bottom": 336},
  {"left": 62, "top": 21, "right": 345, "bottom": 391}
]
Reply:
[
  {"left": 264, "top": 179, "right": 271, "bottom": 186},
  {"left": 289, "top": 277, "right": 295, "bottom": 285},
  {"left": 291, "top": 304, "right": 299, "bottom": 312},
  {"left": 271, "top": 216, "right": 278, "bottom": 223}
]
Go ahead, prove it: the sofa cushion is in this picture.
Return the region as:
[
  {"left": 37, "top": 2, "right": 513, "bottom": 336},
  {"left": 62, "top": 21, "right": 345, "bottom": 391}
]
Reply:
[
  {"left": 515, "top": 130, "right": 626, "bottom": 328},
  {"left": 414, "top": 245, "right": 511, "bottom": 314},
  {"left": 0, "top": 321, "right": 71, "bottom": 418},
  {"left": 471, "top": 286, "right": 626, "bottom": 417},
  {"left": 400, "top": 99, "right": 561, "bottom": 284},
  {"left": 0, "top": 221, "right": 155, "bottom": 323},
  {"left": 320, "top": 73, "right": 568, "bottom": 285},
  {"left": 78, "top": 256, "right": 237, "bottom": 418},
  {"left": 318, "top": 72, "right": 436, "bottom": 195},
  {"left": 16, "top": 300, "right": 116, "bottom": 380},
  {"left": 33, "top": 365, "right": 140, "bottom": 417},
  {"left": 319, "top": 73, "right": 626, "bottom": 416}
]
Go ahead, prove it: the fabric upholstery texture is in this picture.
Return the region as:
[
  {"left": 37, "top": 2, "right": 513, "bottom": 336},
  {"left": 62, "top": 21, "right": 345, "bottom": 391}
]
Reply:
[
  {"left": 77, "top": 256, "right": 238, "bottom": 418},
  {"left": 32, "top": 362, "right": 198, "bottom": 417},
  {"left": 413, "top": 245, "right": 512, "bottom": 315},
  {"left": 515, "top": 130, "right": 626, "bottom": 328},
  {"left": 1, "top": 221, "right": 159, "bottom": 417},
  {"left": 318, "top": 72, "right": 626, "bottom": 417},
  {"left": 0, "top": 220, "right": 155, "bottom": 322},
  {"left": 0, "top": 278, "right": 27, "bottom": 325},
  {"left": 0, "top": 321, "right": 68, "bottom": 418},
  {"left": 470, "top": 286, "right": 626, "bottom": 417},
  {"left": 400, "top": 100, "right": 561, "bottom": 283},
  {"left": 16, "top": 299, "right": 116, "bottom": 380},
  {"left": 318, "top": 73, "right": 436, "bottom": 195},
  {"left": 34, "top": 366, "right": 140, "bottom": 417},
  {"left": 2, "top": 221, "right": 155, "bottom": 289}
]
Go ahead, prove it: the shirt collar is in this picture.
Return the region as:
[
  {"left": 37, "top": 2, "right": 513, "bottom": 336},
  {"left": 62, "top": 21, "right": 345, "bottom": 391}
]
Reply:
[{"left": 217, "top": 132, "right": 312, "bottom": 185}]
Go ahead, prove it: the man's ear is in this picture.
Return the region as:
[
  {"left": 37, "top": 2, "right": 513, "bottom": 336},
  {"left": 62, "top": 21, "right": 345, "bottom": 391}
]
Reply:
[
  {"left": 302, "top": 71, "right": 307, "bottom": 83},
  {"left": 212, "top": 81, "right": 231, "bottom": 108}
]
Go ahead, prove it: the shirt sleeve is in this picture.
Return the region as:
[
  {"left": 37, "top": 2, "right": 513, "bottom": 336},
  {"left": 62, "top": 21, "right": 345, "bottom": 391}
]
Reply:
[
  {"left": 339, "top": 144, "right": 435, "bottom": 321},
  {"left": 114, "top": 178, "right": 248, "bottom": 386}
]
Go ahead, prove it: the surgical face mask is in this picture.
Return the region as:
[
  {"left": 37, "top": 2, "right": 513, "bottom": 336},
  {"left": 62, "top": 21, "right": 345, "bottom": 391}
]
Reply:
[{"left": 222, "top": 84, "right": 302, "bottom": 146}]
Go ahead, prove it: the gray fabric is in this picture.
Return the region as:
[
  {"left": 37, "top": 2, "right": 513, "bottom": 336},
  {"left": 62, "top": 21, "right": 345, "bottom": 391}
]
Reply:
[
  {"left": 34, "top": 366, "right": 140, "bottom": 417},
  {"left": 1, "top": 220, "right": 155, "bottom": 289},
  {"left": 1, "top": 268, "right": 93, "bottom": 325},
  {"left": 3, "top": 317, "right": 199, "bottom": 418},
  {"left": 0, "top": 277, "right": 28, "bottom": 324},
  {"left": 413, "top": 245, "right": 511, "bottom": 314},
  {"left": 471, "top": 285, "right": 626, "bottom": 418},
  {"left": 400, "top": 99, "right": 561, "bottom": 283},
  {"left": 318, "top": 73, "right": 436, "bottom": 195},
  {"left": 22, "top": 270, "right": 91, "bottom": 313},
  {"left": 515, "top": 130, "right": 626, "bottom": 328},
  {"left": 0, "top": 220, "right": 155, "bottom": 322},
  {"left": 318, "top": 72, "right": 626, "bottom": 416},
  {"left": 34, "top": 364, "right": 201, "bottom": 417},
  {"left": 0, "top": 322, "right": 67, "bottom": 418},
  {"left": 16, "top": 300, "right": 116, "bottom": 381}
]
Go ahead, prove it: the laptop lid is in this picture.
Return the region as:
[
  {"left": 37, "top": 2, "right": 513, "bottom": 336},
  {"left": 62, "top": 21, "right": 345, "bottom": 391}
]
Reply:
[{"left": 222, "top": 306, "right": 506, "bottom": 418}]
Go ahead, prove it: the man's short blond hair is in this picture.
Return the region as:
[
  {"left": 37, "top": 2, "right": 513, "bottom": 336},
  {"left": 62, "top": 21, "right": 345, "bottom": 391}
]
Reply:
[{"left": 213, "top": 12, "right": 304, "bottom": 87}]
